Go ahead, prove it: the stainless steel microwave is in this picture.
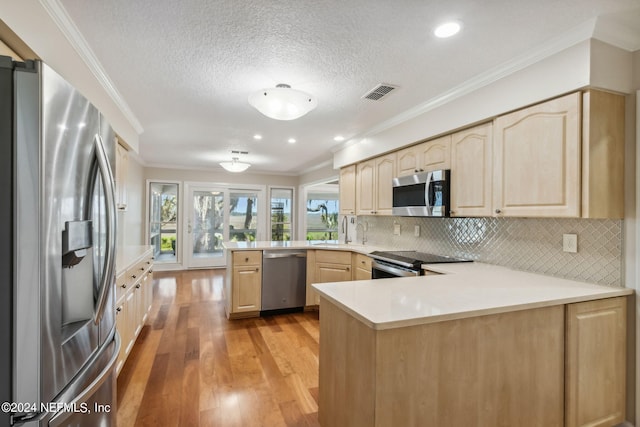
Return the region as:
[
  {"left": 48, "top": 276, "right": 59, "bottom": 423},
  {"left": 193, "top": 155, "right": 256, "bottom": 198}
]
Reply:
[{"left": 392, "top": 169, "right": 450, "bottom": 217}]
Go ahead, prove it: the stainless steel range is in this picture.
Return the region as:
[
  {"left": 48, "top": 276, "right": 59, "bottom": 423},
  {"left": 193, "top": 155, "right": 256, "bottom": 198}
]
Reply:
[{"left": 369, "top": 250, "right": 472, "bottom": 278}]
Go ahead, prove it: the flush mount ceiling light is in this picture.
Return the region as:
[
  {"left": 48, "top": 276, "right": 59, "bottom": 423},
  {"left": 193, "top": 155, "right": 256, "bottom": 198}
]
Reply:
[
  {"left": 434, "top": 21, "right": 462, "bottom": 38},
  {"left": 248, "top": 84, "right": 317, "bottom": 120},
  {"left": 220, "top": 151, "right": 251, "bottom": 172}
]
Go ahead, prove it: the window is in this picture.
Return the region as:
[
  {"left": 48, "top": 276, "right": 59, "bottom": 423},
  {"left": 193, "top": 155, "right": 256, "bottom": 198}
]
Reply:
[
  {"left": 270, "top": 188, "right": 293, "bottom": 241},
  {"left": 306, "top": 189, "right": 339, "bottom": 241},
  {"left": 149, "top": 182, "right": 179, "bottom": 262},
  {"left": 229, "top": 191, "right": 259, "bottom": 242}
]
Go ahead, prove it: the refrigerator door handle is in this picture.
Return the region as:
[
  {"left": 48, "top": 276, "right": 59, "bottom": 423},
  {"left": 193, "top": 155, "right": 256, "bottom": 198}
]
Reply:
[
  {"left": 48, "top": 332, "right": 121, "bottom": 427},
  {"left": 93, "top": 134, "right": 117, "bottom": 324}
]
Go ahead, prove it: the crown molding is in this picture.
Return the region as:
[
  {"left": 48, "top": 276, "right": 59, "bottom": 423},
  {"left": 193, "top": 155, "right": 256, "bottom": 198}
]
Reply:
[{"left": 39, "top": 0, "right": 144, "bottom": 133}]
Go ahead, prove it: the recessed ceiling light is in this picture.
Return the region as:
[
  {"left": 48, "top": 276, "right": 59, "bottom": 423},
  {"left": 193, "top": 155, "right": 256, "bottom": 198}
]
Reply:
[
  {"left": 253, "top": 134, "right": 262, "bottom": 140},
  {"left": 434, "top": 21, "right": 462, "bottom": 38},
  {"left": 288, "top": 138, "right": 297, "bottom": 144},
  {"left": 334, "top": 135, "right": 345, "bottom": 142}
]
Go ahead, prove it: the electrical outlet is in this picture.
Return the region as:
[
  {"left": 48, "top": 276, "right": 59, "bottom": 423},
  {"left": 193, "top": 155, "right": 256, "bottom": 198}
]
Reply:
[
  {"left": 414, "top": 225, "right": 420, "bottom": 237},
  {"left": 393, "top": 223, "right": 401, "bottom": 235},
  {"left": 563, "top": 234, "right": 578, "bottom": 253}
]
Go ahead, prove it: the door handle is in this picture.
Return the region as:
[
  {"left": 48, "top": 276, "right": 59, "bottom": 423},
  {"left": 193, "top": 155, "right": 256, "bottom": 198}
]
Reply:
[{"left": 92, "top": 134, "right": 116, "bottom": 325}]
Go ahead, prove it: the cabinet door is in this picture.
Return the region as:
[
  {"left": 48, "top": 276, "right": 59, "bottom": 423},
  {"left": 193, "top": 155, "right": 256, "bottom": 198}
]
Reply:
[
  {"left": 356, "top": 160, "right": 375, "bottom": 215},
  {"left": 124, "top": 291, "right": 136, "bottom": 355},
  {"left": 493, "top": 93, "right": 580, "bottom": 217},
  {"left": 374, "top": 153, "right": 396, "bottom": 215},
  {"left": 115, "top": 302, "right": 127, "bottom": 375},
  {"left": 232, "top": 265, "right": 262, "bottom": 313},
  {"left": 450, "top": 123, "right": 493, "bottom": 216},
  {"left": 418, "top": 135, "right": 450, "bottom": 172},
  {"left": 565, "top": 297, "right": 626, "bottom": 427},
  {"left": 115, "top": 141, "right": 129, "bottom": 211},
  {"left": 396, "top": 145, "right": 421, "bottom": 177},
  {"left": 315, "top": 262, "right": 352, "bottom": 282},
  {"left": 339, "top": 165, "right": 357, "bottom": 215}
]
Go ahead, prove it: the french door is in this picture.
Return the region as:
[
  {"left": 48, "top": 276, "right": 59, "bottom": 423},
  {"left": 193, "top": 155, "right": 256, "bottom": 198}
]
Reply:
[{"left": 185, "top": 184, "right": 264, "bottom": 268}]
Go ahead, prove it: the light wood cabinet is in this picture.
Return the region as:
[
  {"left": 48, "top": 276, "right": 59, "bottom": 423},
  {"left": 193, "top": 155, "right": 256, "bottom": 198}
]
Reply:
[
  {"left": 581, "top": 90, "right": 625, "bottom": 219},
  {"left": 565, "top": 297, "right": 626, "bottom": 427},
  {"left": 115, "top": 139, "right": 129, "bottom": 211},
  {"left": 339, "top": 164, "right": 357, "bottom": 215},
  {"left": 356, "top": 153, "right": 396, "bottom": 215},
  {"left": 491, "top": 90, "right": 624, "bottom": 218},
  {"left": 306, "top": 250, "right": 352, "bottom": 306},
  {"left": 352, "top": 253, "right": 372, "bottom": 280},
  {"left": 115, "top": 250, "right": 154, "bottom": 375},
  {"left": 229, "top": 251, "right": 262, "bottom": 316},
  {"left": 319, "top": 295, "right": 629, "bottom": 427},
  {"left": 450, "top": 122, "right": 493, "bottom": 216},
  {"left": 493, "top": 92, "right": 581, "bottom": 217},
  {"left": 396, "top": 135, "right": 451, "bottom": 177}
]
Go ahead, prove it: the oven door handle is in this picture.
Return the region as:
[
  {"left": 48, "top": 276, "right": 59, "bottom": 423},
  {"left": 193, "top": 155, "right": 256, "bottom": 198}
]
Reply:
[{"left": 372, "top": 260, "right": 420, "bottom": 277}]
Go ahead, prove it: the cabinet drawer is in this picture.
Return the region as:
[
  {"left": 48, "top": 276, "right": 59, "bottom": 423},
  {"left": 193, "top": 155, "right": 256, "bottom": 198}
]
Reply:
[
  {"left": 315, "top": 250, "right": 351, "bottom": 265},
  {"left": 353, "top": 253, "right": 372, "bottom": 270},
  {"left": 233, "top": 250, "right": 262, "bottom": 266}
]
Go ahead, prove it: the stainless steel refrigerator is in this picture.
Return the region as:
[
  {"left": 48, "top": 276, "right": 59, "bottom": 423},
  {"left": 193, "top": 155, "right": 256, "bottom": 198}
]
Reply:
[{"left": 0, "top": 56, "right": 119, "bottom": 426}]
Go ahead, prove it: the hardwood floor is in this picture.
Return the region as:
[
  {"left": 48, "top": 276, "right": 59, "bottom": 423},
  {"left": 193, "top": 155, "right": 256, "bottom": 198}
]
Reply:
[{"left": 116, "top": 269, "right": 321, "bottom": 427}]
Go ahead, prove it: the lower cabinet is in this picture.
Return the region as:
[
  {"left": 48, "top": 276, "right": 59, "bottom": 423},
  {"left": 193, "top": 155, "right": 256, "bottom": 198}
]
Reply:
[
  {"left": 115, "top": 250, "right": 154, "bottom": 375},
  {"left": 306, "top": 250, "right": 352, "bottom": 306},
  {"left": 226, "top": 250, "right": 262, "bottom": 318},
  {"left": 565, "top": 297, "right": 627, "bottom": 427},
  {"left": 319, "top": 296, "right": 628, "bottom": 427},
  {"left": 352, "top": 253, "right": 372, "bottom": 280}
]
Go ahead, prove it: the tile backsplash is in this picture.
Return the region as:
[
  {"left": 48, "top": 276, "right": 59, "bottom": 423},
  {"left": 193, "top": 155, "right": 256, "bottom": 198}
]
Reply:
[{"left": 350, "top": 216, "right": 623, "bottom": 287}]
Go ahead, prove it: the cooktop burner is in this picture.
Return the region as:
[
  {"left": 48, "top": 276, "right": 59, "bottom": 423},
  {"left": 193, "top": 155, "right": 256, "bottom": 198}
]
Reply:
[{"left": 369, "top": 250, "right": 472, "bottom": 269}]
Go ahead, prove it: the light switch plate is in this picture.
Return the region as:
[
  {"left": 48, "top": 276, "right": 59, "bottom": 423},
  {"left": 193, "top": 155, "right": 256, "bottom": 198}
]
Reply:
[
  {"left": 563, "top": 234, "right": 578, "bottom": 253},
  {"left": 414, "top": 225, "right": 420, "bottom": 237},
  {"left": 393, "top": 223, "right": 401, "bottom": 235}
]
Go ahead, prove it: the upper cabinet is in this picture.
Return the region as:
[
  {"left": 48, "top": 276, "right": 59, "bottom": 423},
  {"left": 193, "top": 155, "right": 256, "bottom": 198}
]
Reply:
[
  {"left": 115, "top": 138, "right": 129, "bottom": 211},
  {"left": 450, "top": 122, "right": 493, "bottom": 217},
  {"left": 493, "top": 92, "right": 581, "bottom": 217},
  {"left": 339, "top": 164, "right": 356, "bottom": 215},
  {"left": 356, "top": 153, "right": 396, "bottom": 215},
  {"left": 396, "top": 135, "right": 451, "bottom": 177},
  {"left": 339, "top": 89, "right": 624, "bottom": 219}
]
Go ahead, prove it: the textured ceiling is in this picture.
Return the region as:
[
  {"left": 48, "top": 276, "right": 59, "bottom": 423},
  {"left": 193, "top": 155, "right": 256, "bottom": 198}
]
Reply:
[{"left": 58, "top": 0, "right": 640, "bottom": 175}]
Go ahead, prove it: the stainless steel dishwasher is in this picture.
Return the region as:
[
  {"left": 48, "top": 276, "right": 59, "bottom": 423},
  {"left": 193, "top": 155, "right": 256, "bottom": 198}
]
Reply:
[{"left": 261, "top": 250, "right": 307, "bottom": 312}]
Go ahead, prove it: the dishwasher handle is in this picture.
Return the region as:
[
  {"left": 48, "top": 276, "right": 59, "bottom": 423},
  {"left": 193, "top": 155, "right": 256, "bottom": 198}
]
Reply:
[{"left": 263, "top": 250, "right": 307, "bottom": 259}]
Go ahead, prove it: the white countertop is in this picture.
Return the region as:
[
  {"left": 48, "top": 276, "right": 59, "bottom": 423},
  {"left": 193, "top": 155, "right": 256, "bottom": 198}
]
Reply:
[
  {"left": 223, "top": 240, "right": 389, "bottom": 254},
  {"left": 312, "top": 262, "right": 633, "bottom": 330},
  {"left": 116, "top": 245, "right": 153, "bottom": 276}
]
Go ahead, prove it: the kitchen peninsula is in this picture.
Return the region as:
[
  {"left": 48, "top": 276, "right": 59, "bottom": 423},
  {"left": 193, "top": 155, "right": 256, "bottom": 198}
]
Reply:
[{"left": 313, "top": 262, "right": 632, "bottom": 427}]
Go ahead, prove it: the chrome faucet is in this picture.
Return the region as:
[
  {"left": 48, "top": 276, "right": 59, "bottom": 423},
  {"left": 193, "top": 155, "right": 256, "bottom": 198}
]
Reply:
[
  {"left": 341, "top": 215, "right": 351, "bottom": 244},
  {"left": 356, "top": 221, "right": 368, "bottom": 245}
]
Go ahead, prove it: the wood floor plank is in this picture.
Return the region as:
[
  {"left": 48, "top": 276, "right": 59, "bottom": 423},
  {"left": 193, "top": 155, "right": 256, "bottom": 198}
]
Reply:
[{"left": 118, "top": 269, "right": 320, "bottom": 426}]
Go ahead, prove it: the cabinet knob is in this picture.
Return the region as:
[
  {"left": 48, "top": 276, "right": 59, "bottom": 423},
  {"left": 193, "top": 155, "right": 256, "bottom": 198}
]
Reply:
[
  {"left": 140, "top": 267, "right": 145, "bottom": 271},
  {"left": 245, "top": 257, "right": 249, "bottom": 262},
  {"left": 495, "top": 209, "right": 502, "bottom": 214},
  {"left": 450, "top": 210, "right": 456, "bottom": 215},
  {"left": 346, "top": 266, "right": 350, "bottom": 271},
  {"left": 136, "top": 284, "right": 141, "bottom": 289},
  {"left": 361, "top": 260, "right": 365, "bottom": 264},
  {"left": 131, "top": 274, "right": 137, "bottom": 279},
  {"left": 255, "top": 267, "right": 259, "bottom": 272},
  {"left": 116, "top": 307, "right": 122, "bottom": 313},
  {"left": 121, "top": 284, "right": 126, "bottom": 289}
]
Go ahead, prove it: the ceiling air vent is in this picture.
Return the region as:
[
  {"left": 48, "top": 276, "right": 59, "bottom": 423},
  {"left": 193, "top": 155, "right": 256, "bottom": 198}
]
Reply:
[{"left": 362, "top": 83, "right": 398, "bottom": 101}]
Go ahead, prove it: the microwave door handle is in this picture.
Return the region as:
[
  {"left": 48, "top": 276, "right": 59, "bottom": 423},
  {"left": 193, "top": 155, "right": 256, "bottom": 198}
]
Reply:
[
  {"left": 92, "top": 134, "right": 117, "bottom": 325},
  {"left": 426, "top": 171, "right": 434, "bottom": 215}
]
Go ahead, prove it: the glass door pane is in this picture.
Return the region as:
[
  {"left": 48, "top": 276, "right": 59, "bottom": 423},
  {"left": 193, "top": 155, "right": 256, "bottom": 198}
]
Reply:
[
  {"left": 270, "top": 188, "right": 293, "bottom": 241},
  {"left": 187, "top": 188, "right": 225, "bottom": 268},
  {"left": 229, "top": 191, "right": 258, "bottom": 243}
]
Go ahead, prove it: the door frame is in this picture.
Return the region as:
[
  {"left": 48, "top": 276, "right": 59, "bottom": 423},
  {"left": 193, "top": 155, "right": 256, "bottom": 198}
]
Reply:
[
  {"left": 145, "top": 179, "right": 183, "bottom": 271},
  {"left": 183, "top": 181, "right": 267, "bottom": 269}
]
